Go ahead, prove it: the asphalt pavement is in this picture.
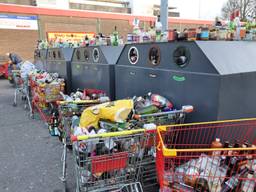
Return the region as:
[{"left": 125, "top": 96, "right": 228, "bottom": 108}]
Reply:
[{"left": 0, "top": 79, "right": 75, "bottom": 192}]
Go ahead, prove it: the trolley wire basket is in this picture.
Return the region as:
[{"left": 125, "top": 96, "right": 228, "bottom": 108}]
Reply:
[
  {"left": 57, "top": 100, "right": 103, "bottom": 145},
  {"left": 156, "top": 118, "right": 256, "bottom": 192},
  {"left": 131, "top": 105, "right": 193, "bottom": 191},
  {"left": 29, "top": 77, "right": 64, "bottom": 122},
  {"left": 71, "top": 129, "right": 148, "bottom": 192},
  {"left": 12, "top": 70, "right": 32, "bottom": 112},
  {"left": 57, "top": 99, "right": 107, "bottom": 182}
]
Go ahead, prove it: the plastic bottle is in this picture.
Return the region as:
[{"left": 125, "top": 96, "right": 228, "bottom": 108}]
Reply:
[
  {"left": 84, "top": 35, "right": 89, "bottom": 47},
  {"left": 221, "top": 141, "right": 230, "bottom": 165},
  {"left": 211, "top": 138, "right": 223, "bottom": 156},
  {"left": 220, "top": 166, "right": 249, "bottom": 192},
  {"left": 155, "top": 15, "right": 162, "bottom": 42},
  {"left": 223, "top": 140, "right": 243, "bottom": 185},
  {"left": 241, "top": 170, "right": 255, "bottom": 192},
  {"left": 136, "top": 105, "right": 159, "bottom": 115},
  {"left": 112, "top": 26, "right": 119, "bottom": 46},
  {"left": 194, "top": 178, "right": 210, "bottom": 192},
  {"left": 184, "top": 167, "right": 200, "bottom": 187},
  {"left": 148, "top": 93, "right": 172, "bottom": 109}
]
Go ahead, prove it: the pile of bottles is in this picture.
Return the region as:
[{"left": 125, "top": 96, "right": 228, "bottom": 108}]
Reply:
[
  {"left": 60, "top": 89, "right": 109, "bottom": 102},
  {"left": 48, "top": 110, "right": 60, "bottom": 136},
  {"left": 127, "top": 16, "right": 256, "bottom": 43},
  {"left": 73, "top": 93, "right": 176, "bottom": 143},
  {"left": 36, "top": 27, "right": 124, "bottom": 50},
  {"left": 59, "top": 89, "right": 109, "bottom": 117},
  {"left": 29, "top": 70, "right": 65, "bottom": 108},
  {"left": 163, "top": 139, "right": 256, "bottom": 192}
]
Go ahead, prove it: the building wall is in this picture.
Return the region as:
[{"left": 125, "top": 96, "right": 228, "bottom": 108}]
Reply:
[
  {"left": 98, "top": 19, "right": 132, "bottom": 38},
  {"left": 0, "top": 13, "right": 209, "bottom": 60},
  {"left": 0, "top": 13, "right": 133, "bottom": 59},
  {"left": 36, "top": 0, "right": 69, "bottom": 9},
  {"left": 0, "top": 4, "right": 213, "bottom": 60},
  {"left": 39, "top": 15, "right": 98, "bottom": 39},
  {"left": 0, "top": 0, "right": 32, "bottom": 5},
  {"left": 39, "top": 15, "right": 133, "bottom": 40},
  {"left": 69, "top": 3, "right": 131, "bottom": 13},
  {"left": 0, "top": 29, "right": 38, "bottom": 60}
]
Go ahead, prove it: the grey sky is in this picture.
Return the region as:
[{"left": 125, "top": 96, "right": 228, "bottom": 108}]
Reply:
[{"left": 171, "top": 0, "right": 228, "bottom": 19}]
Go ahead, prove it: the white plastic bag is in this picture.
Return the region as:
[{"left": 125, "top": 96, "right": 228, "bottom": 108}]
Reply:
[{"left": 20, "top": 61, "right": 35, "bottom": 79}]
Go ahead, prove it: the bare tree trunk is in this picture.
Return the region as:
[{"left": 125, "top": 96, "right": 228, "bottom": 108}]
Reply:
[{"left": 222, "top": 0, "right": 256, "bottom": 21}]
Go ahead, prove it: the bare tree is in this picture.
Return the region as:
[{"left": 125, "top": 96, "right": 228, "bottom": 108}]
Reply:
[{"left": 222, "top": 0, "right": 256, "bottom": 21}]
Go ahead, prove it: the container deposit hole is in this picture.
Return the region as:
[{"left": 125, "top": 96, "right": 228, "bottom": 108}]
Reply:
[
  {"left": 93, "top": 48, "right": 100, "bottom": 62},
  {"left": 173, "top": 46, "right": 191, "bottom": 68},
  {"left": 128, "top": 46, "right": 139, "bottom": 65},
  {"left": 148, "top": 46, "right": 161, "bottom": 66}
]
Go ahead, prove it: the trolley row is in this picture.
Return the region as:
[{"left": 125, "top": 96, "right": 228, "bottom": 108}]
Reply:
[{"left": 10, "top": 69, "right": 256, "bottom": 192}]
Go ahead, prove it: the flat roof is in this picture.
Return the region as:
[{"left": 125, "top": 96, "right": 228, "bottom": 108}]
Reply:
[{"left": 0, "top": 3, "right": 213, "bottom": 25}]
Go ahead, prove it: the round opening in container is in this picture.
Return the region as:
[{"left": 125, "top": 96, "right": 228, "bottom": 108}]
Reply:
[
  {"left": 35, "top": 50, "right": 40, "bottom": 58},
  {"left": 53, "top": 51, "right": 56, "bottom": 59},
  {"left": 173, "top": 46, "right": 191, "bottom": 68},
  {"left": 76, "top": 50, "right": 81, "bottom": 60},
  {"left": 57, "top": 51, "right": 61, "bottom": 58},
  {"left": 84, "top": 49, "right": 89, "bottom": 61},
  {"left": 128, "top": 46, "right": 139, "bottom": 65},
  {"left": 93, "top": 48, "right": 100, "bottom": 62},
  {"left": 148, "top": 45, "right": 161, "bottom": 66}
]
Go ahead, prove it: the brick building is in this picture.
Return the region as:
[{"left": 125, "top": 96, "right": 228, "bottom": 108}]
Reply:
[{"left": 0, "top": 1, "right": 213, "bottom": 60}]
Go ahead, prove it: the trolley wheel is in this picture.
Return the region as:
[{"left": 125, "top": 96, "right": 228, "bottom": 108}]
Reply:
[
  {"left": 58, "top": 135, "right": 62, "bottom": 143},
  {"left": 66, "top": 144, "right": 72, "bottom": 150},
  {"left": 22, "top": 95, "right": 26, "bottom": 101},
  {"left": 9, "top": 79, "right": 14, "bottom": 84},
  {"left": 13, "top": 102, "right": 17, "bottom": 107},
  {"left": 30, "top": 113, "right": 34, "bottom": 119}
]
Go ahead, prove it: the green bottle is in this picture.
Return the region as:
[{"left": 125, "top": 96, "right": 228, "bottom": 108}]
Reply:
[
  {"left": 136, "top": 105, "right": 159, "bottom": 115},
  {"left": 113, "top": 26, "right": 119, "bottom": 46}
]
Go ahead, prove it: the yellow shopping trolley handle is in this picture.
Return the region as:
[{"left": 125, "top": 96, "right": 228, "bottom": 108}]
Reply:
[
  {"left": 57, "top": 99, "right": 101, "bottom": 105},
  {"left": 12, "top": 70, "right": 21, "bottom": 73},
  {"left": 71, "top": 128, "right": 145, "bottom": 142}
]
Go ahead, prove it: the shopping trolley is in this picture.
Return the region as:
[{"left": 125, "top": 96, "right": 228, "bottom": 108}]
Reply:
[
  {"left": 71, "top": 129, "right": 149, "bottom": 192},
  {"left": 131, "top": 105, "right": 193, "bottom": 191},
  {"left": 12, "top": 70, "right": 32, "bottom": 113},
  {"left": 30, "top": 77, "right": 64, "bottom": 122},
  {"left": 156, "top": 118, "right": 256, "bottom": 192},
  {"left": 57, "top": 99, "right": 107, "bottom": 182}
]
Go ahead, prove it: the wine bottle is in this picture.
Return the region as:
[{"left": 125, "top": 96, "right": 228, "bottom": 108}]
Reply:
[{"left": 220, "top": 167, "right": 249, "bottom": 192}]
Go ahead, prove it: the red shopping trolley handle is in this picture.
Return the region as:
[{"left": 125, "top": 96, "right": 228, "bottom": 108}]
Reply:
[
  {"left": 71, "top": 135, "right": 77, "bottom": 142},
  {"left": 133, "top": 105, "right": 194, "bottom": 119}
]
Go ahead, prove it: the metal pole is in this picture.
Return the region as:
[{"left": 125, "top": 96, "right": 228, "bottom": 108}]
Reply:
[
  {"left": 37, "top": 15, "right": 43, "bottom": 40},
  {"left": 198, "top": 0, "right": 201, "bottom": 19},
  {"left": 160, "top": 0, "right": 168, "bottom": 31}
]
